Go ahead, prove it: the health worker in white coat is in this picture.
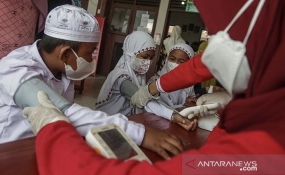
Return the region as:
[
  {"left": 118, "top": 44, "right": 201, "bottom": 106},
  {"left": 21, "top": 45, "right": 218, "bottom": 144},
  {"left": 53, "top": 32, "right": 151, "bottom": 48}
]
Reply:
[{"left": 0, "top": 5, "right": 183, "bottom": 159}]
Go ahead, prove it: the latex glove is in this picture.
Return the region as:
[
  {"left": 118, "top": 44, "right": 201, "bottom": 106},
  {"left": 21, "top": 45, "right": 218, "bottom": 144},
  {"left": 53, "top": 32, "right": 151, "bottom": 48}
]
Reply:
[
  {"left": 194, "top": 91, "right": 232, "bottom": 117},
  {"left": 131, "top": 85, "right": 159, "bottom": 108},
  {"left": 22, "top": 91, "right": 70, "bottom": 134}
]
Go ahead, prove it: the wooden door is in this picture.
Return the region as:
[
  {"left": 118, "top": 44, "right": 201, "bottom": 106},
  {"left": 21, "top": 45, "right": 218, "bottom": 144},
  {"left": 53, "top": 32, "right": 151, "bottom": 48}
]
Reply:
[{"left": 97, "top": 3, "right": 159, "bottom": 76}]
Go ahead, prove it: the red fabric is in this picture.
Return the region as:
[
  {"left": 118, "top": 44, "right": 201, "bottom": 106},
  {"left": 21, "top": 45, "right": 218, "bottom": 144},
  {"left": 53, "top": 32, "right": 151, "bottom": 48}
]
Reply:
[
  {"left": 194, "top": 0, "right": 285, "bottom": 147},
  {"left": 36, "top": 122, "right": 285, "bottom": 175},
  {"left": 159, "top": 54, "right": 213, "bottom": 92},
  {"left": 35, "top": 1, "right": 285, "bottom": 174}
]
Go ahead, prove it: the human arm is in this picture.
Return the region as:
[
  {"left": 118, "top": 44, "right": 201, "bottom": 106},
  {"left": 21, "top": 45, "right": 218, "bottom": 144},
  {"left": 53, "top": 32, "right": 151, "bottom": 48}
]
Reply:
[
  {"left": 193, "top": 91, "right": 232, "bottom": 117},
  {"left": 131, "top": 54, "right": 213, "bottom": 107},
  {"left": 7, "top": 71, "right": 146, "bottom": 145},
  {"left": 64, "top": 104, "right": 146, "bottom": 145},
  {"left": 22, "top": 91, "right": 70, "bottom": 134},
  {"left": 119, "top": 79, "right": 159, "bottom": 106},
  {"left": 64, "top": 103, "right": 184, "bottom": 159},
  {"left": 35, "top": 121, "right": 285, "bottom": 175},
  {"left": 67, "top": 107, "right": 183, "bottom": 160},
  {"left": 145, "top": 101, "right": 197, "bottom": 131},
  {"left": 120, "top": 79, "right": 139, "bottom": 99},
  {"left": 144, "top": 101, "right": 173, "bottom": 120},
  {"left": 119, "top": 78, "right": 160, "bottom": 109},
  {"left": 153, "top": 54, "right": 213, "bottom": 93},
  {"left": 24, "top": 92, "right": 184, "bottom": 160},
  {"left": 184, "top": 96, "right": 198, "bottom": 107}
]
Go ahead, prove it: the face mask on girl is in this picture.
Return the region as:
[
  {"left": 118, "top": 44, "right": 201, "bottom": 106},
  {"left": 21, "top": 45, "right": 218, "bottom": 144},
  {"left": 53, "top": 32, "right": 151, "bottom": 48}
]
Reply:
[
  {"left": 166, "top": 60, "right": 179, "bottom": 72},
  {"left": 130, "top": 57, "right": 151, "bottom": 74},
  {"left": 65, "top": 49, "right": 96, "bottom": 80},
  {"left": 201, "top": 0, "right": 265, "bottom": 95}
]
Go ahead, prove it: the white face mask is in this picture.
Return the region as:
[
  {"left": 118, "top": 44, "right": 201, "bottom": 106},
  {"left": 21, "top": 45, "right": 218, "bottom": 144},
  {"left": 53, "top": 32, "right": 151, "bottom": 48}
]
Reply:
[
  {"left": 201, "top": 0, "right": 265, "bottom": 95},
  {"left": 166, "top": 60, "right": 179, "bottom": 72},
  {"left": 65, "top": 49, "right": 96, "bottom": 80},
  {"left": 130, "top": 57, "right": 151, "bottom": 74}
]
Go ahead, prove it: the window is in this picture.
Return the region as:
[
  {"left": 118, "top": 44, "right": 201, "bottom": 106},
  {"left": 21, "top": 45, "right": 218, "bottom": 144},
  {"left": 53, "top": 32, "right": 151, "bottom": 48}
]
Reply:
[
  {"left": 110, "top": 7, "right": 131, "bottom": 33},
  {"left": 132, "top": 10, "right": 155, "bottom": 34}
]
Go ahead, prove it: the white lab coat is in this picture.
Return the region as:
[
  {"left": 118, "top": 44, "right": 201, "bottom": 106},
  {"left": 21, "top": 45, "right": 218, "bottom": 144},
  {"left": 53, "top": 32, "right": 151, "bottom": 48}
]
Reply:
[{"left": 0, "top": 41, "right": 145, "bottom": 145}]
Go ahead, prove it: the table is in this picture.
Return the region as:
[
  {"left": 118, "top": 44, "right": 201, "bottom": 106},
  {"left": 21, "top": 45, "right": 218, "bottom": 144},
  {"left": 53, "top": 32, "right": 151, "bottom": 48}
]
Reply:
[
  {"left": 129, "top": 113, "right": 210, "bottom": 162},
  {"left": 0, "top": 112, "right": 210, "bottom": 175}
]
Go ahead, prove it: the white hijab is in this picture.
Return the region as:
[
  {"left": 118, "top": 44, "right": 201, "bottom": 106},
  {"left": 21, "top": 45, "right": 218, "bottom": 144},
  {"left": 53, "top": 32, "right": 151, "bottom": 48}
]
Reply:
[
  {"left": 149, "top": 43, "right": 195, "bottom": 107},
  {"left": 163, "top": 25, "right": 186, "bottom": 54},
  {"left": 96, "top": 31, "right": 156, "bottom": 111}
]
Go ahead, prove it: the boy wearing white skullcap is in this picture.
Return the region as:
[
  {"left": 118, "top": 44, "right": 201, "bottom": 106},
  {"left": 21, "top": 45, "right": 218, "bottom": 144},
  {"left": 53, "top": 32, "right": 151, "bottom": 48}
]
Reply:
[
  {"left": 40, "top": 4, "right": 99, "bottom": 80},
  {"left": 0, "top": 5, "right": 183, "bottom": 159}
]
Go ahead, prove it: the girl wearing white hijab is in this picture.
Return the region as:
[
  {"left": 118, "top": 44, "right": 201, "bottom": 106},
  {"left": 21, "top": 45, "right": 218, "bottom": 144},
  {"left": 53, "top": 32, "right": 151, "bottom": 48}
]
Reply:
[
  {"left": 145, "top": 43, "right": 197, "bottom": 131},
  {"left": 163, "top": 25, "right": 186, "bottom": 54},
  {"left": 96, "top": 31, "right": 156, "bottom": 116}
]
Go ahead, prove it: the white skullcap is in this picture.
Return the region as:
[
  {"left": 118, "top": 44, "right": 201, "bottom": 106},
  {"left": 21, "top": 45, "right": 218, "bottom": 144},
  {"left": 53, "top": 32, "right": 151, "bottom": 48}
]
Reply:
[{"left": 44, "top": 4, "right": 100, "bottom": 42}]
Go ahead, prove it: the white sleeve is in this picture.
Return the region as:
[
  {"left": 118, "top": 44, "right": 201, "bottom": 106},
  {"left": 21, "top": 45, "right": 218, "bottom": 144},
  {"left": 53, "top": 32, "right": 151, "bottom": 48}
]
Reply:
[
  {"left": 144, "top": 100, "right": 173, "bottom": 120},
  {"left": 64, "top": 103, "right": 145, "bottom": 146}
]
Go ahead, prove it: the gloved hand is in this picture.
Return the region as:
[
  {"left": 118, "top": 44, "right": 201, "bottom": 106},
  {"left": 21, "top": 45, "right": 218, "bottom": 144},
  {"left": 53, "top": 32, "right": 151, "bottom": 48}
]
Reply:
[
  {"left": 131, "top": 84, "right": 159, "bottom": 108},
  {"left": 193, "top": 91, "right": 232, "bottom": 117},
  {"left": 22, "top": 91, "right": 70, "bottom": 134}
]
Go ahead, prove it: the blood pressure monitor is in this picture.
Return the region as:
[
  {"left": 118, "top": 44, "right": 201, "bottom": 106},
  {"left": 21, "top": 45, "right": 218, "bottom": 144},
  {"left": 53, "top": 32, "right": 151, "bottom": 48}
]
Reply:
[{"left": 86, "top": 124, "right": 151, "bottom": 163}]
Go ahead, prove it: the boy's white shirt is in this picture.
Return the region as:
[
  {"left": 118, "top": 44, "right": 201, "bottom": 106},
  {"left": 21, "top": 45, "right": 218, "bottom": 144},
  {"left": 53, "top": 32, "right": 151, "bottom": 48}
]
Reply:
[{"left": 0, "top": 40, "right": 145, "bottom": 145}]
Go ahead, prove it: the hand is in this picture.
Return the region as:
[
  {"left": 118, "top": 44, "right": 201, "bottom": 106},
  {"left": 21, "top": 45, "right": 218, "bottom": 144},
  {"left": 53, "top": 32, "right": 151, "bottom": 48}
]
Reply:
[
  {"left": 22, "top": 91, "right": 70, "bottom": 134},
  {"left": 193, "top": 106, "right": 217, "bottom": 118},
  {"left": 141, "top": 127, "right": 184, "bottom": 160},
  {"left": 131, "top": 84, "right": 159, "bottom": 108},
  {"left": 184, "top": 97, "right": 197, "bottom": 107},
  {"left": 172, "top": 113, "right": 198, "bottom": 131},
  {"left": 213, "top": 86, "right": 225, "bottom": 92},
  {"left": 194, "top": 91, "right": 232, "bottom": 117},
  {"left": 197, "top": 91, "right": 232, "bottom": 107}
]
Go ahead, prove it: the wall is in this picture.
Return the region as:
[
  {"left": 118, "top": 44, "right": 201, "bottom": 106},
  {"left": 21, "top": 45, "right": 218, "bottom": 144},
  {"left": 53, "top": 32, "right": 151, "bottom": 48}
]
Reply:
[
  {"left": 87, "top": 0, "right": 98, "bottom": 15},
  {"left": 145, "top": 0, "right": 170, "bottom": 80},
  {"left": 168, "top": 11, "right": 204, "bottom": 45},
  {"left": 81, "top": 0, "right": 91, "bottom": 10},
  {"left": 84, "top": 0, "right": 205, "bottom": 78},
  {"left": 153, "top": 0, "right": 170, "bottom": 45}
]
